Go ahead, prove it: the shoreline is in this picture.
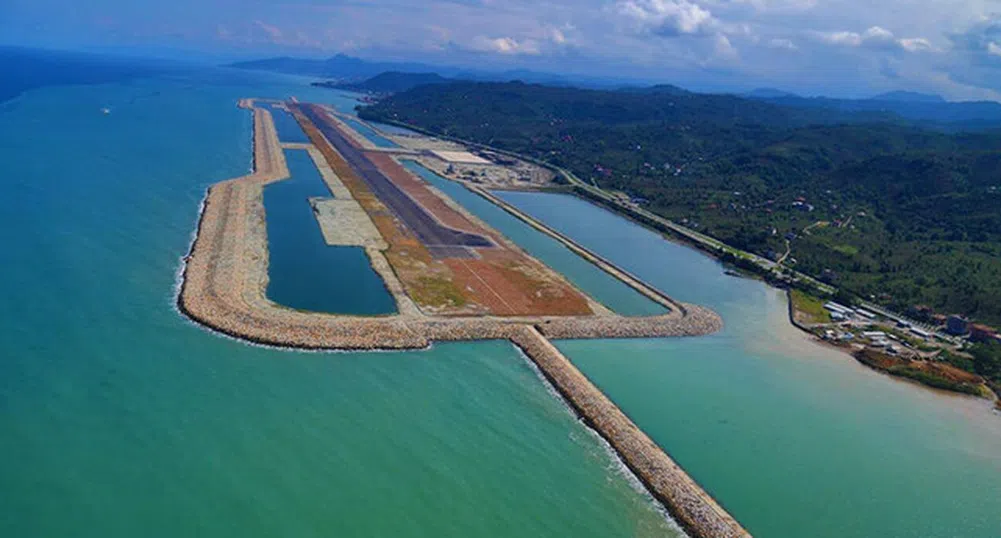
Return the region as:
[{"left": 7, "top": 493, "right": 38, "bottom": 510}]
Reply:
[
  {"left": 177, "top": 99, "right": 751, "bottom": 538},
  {"left": 784, "top": 288, "right": 1001, "bottom": 407},
  {"left": 362, "top": 117, "right": 1001, "bottom": 415}
]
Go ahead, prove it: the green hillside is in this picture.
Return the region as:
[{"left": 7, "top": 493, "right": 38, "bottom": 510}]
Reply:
[{"left": 362, "top": 81, "right": 1001, "bottom": 325}]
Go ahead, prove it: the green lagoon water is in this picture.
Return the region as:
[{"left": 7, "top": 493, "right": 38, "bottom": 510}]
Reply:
[
  {"left": 3, "top": 52, "right": 1001, "bottom": 538},
  {"left": 496, "top": 191, "right": 1001, "bottom": 537},
  {"left": 0, "top": 64, "right": 680, "bottom": 537}
]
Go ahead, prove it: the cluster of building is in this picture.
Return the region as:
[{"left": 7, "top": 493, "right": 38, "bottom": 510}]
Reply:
[
  {"left": 906, "top": 304, "right": 1000, "bottom": 344},
  {"left": 944, "top": 315, "right": 1001, "bottom": 343},
  {"left": 819, "top": 297, "right": 1001, "bottom": 358},
  {"left": 819, "top": 301, "right": 941, "bottom": 356},
  {"left": 823, "top": 301, "right": 878, "bottom": 323}
]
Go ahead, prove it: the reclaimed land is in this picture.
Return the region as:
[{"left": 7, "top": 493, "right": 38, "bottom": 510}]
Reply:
[
  {"left": 178, "top": 99, "right": 749, "bottom": 538},
  {"left": 292, "top": 102, "right": 598, "bottom": 317}
]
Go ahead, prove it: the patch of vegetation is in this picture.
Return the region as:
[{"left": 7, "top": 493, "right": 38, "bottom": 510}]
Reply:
[
  {"left": 885, "top": 366, "right": 982, "bottom": 395},
  {"left": 790, "top": 289, "right": 831, "bottom": 323},
  {"left": 412, "top": 275, "right": 467, "bottom": 308},
  {"left": 939, "top": 349, "right": 976, "bottom": 373},
  {"left": 831, "top": 244, "right": 859, "bottom": 257},
  {"left": 855, "top": 349, "right": 983, "bottom": 396},
  {"left": 971, "top": 341, "right": 1001, "bottom": 400}
]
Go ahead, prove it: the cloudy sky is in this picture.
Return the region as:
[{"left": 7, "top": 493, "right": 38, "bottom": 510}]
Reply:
[{"left": 3, "top": 0, "right": 1001, "bottom": 99}]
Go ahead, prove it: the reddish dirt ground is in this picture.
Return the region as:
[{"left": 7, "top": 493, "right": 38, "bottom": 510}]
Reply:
[{"left": 295, "top": 108, "right": 593, "bottom": 317}]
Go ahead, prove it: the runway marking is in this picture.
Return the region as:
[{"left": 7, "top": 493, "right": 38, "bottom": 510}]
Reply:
[{"left": 456, "top": 258, "right": 517, "bottom": 315}]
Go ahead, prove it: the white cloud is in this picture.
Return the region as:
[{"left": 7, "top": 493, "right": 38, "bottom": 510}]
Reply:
[
  {"left": 703, "top": 0, "right": 816, "bottom": 12},
  {"left": 898, "top": 37, "right": 933, "bottom": 52},
  {"left": 10, "top": 0, "right": 998, "bottom": 99},
  {"left": 767, "top": 37, "right": 797, "bottom": 50},
  {"left": 714, "top": 33, "right": 738, "bottom": 59},
  {"left": 469, "top": 36, "right": 541, "bottom": 55},
  {"left": 863, "top": 25, "right": 895, "bottom": 44},
  {"left": 617, "top": 0, "right": 718, "bottom": 36},
  {"left": 822, "top": 30, "right": 862, "bottom": 47},
  {"left": 820, "top": 26, "right": 934, "bottom": 53}
]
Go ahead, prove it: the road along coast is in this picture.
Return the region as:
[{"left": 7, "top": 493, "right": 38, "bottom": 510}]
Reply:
[{"left": 177, "top": 99, "right": 750, "bottom": 538}]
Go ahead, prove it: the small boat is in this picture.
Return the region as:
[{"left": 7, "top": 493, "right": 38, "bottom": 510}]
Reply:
[{"left": 101, "top": 108, "right": 111, "bottom": 115}]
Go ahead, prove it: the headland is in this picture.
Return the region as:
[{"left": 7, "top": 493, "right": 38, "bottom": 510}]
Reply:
[{"left": 177, "top": 99, "right": 749, "bottom": 538}]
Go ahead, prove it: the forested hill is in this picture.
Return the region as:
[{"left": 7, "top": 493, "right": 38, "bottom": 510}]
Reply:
[
  {"left": 363, "top": 81, "right": 899, "bottom": 132},
  {"left": 361, "top": 81, "right": 1001, "bottom": 325},
  {"left": 319, "top": 72, "right": 454, "bottom": 94},
  {"left": 749, "top": 93, "right": 1001, "bottom": 127}
]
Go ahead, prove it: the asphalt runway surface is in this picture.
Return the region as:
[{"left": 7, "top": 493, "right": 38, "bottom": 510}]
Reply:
[{"left": 296, "top": 104, "right": 493, "bottom": 256}]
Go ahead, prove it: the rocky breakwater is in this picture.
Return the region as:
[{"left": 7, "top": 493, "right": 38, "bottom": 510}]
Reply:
[
  {"left": 178, "top": 103, "right": 428, "bottom": 350},
  {"left": 536, "top": 305, "right": 722, "bottom": 340},
  {"left": 510, "top": 326, "right": 751, "bottom": 538},
  {"left": 179, "top": 99, "right": 750, "bottom": 537}
]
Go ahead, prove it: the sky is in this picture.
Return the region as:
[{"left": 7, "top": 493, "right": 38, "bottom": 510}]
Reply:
[{"left": 2, "top": 0, "right": 1001, "bottom": 100}]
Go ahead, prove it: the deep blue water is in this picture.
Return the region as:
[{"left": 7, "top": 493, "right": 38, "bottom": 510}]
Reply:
[
  {"left": 343, "top": 117, "right": 399, "bottom": 148},
  {"left": 0, "top": 47, "right": 154, "bottom": 104},
  {"left": 368, "top": 121, "right": 419, "bottom": 136},
  {"left": 264, "top": 149, "right": 396, "bottom": 314},
  {"left": 268, "top": 105, "right": 310, "bottom": 143}
]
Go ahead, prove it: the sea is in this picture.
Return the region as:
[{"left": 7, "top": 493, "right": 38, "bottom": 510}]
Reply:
[{"left": 1, "top": 47, "right": 1000, "bottom": 538}]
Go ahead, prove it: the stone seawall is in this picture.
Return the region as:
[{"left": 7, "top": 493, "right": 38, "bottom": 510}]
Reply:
[
  {"left": 177, "top": 100, "right": 752, "bottom": 538},
  {"left": 473, "top": 187, "right": 688, "bottom": 315},
  {"left": 510, "top": 327, "right": 750, "bottom": 538}
]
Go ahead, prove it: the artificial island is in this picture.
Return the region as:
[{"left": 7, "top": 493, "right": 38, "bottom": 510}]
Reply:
[{"left": 178, "top": 98, "right": 749, "bottom": 538}]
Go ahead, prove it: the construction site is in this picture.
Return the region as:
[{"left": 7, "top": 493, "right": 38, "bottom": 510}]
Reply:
[{"left": 177, "top": 99, "right": 750, "bottom": 538}]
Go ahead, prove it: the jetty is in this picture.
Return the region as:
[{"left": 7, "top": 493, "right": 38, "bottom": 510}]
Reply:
[{"left": 177, "top": 99, "right": 751, "bottom": 538}]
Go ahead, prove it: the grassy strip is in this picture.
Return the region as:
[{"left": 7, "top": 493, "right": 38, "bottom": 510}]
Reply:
[{"left": 790, "top": 289, "right": 832, "bottom": 324}]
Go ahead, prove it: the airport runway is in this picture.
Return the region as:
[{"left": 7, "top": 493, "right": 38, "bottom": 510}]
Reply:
[{"left": 295, "top": 104, "right": 493, "bottom": 256}]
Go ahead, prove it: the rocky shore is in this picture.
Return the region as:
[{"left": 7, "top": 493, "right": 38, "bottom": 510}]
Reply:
[{"left": 178, "top": 100, "right": 749, "bottom": 538}]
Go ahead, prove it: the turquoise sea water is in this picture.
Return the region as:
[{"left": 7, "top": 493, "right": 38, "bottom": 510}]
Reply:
[
  {"left": 401, "top": 160, "right": 665, "bottom": 317},
  {"left": 496, "top": 192, "right": 1001, "bottom": 538},
  {"left": 264, "top": 149, "right": 395, "bottom": 314},
  {"left": 0, "top": 62, "right": 681, "bottom": 537},
  {"left": 4, "top": 51, "right": 1001, "bottom": 538}
]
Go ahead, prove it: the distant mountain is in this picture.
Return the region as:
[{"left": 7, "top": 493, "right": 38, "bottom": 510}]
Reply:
[
  {"left": 620, "top": 83, "right": 690, "bottom": 96},
  {"left": 228, "top": 54, "right": 651, "bottom": 89},
  {"left": 869, "top": 91, "right": 946, "bottom": 103},
  {"left": 746, "top": 93, "right": 1001, "bottom": 128},
  {"left": 321, "top": 71, "right": 455, "bottom": 94},
  {"left": 229, "top": 54, "right": 448, "bottom": 82},
  {"left": 745, "top": 87, "right": 797, "bottom": 99}
]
